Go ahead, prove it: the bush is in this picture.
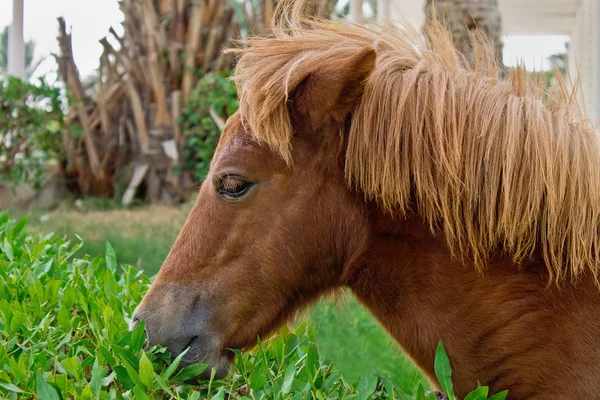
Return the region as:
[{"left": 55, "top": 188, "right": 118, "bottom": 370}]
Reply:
[
  {"left": 0, "top": 213, "right": 506, "bottom": 399},
  {"left": 178, "top": 72, "right": 238, "bottom": 182},
  {"left": 0, "top": 77, "right": 64, "bottom": 189}
]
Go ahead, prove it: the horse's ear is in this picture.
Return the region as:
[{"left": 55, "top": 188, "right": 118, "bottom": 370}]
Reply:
[{"left": 292, "top": 47, "right": 376, "bottom": 129}]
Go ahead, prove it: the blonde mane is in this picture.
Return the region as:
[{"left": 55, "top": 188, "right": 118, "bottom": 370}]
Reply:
[{"left": 229, "top": 2, "right": 600, "bottom": 285}]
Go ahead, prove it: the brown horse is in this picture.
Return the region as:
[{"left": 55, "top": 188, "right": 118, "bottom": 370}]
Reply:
[{"left": 132, "top": 3, "right": 600, "bottom": 398}]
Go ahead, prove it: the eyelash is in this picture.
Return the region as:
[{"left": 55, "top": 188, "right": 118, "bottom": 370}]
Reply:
[{"left": 216, "top": 176, "right": 254, "bottom": 201}]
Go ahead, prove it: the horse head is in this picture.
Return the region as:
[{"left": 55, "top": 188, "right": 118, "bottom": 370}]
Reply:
[{"left": 131, "top": 48, "right": 377, "bottom": 377}]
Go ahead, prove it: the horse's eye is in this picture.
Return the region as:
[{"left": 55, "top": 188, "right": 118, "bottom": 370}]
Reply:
[{"left": 216, "top": 176, "right": 254, "bottom": 201}]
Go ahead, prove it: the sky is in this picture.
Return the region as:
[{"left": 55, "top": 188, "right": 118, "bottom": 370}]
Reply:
[
  {"left": 0, "top": 0, "right": 570, "bottom": 81},
  {"left": 0, "top": 0, "right": 123, "bottom": 81}
]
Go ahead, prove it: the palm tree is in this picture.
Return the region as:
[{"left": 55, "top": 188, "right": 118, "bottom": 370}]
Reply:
[
  {"left": 425, "top": 0, "right": 503, "bottom": 66},
  {"left": 0, "top": 26, "right": 43, "bottom": 80}
]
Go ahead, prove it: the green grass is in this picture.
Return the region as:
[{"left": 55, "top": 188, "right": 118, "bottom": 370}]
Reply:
[
  {"left": 312, "top": 297, "right": 426, "bottom": 394},
  {"left": 23, "top": 204, "right": 189, "bottom": 275}
]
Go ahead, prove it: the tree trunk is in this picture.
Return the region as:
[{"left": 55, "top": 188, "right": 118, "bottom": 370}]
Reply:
[{"left": 424, "top": 0, "right": 503, "bottom": 66}]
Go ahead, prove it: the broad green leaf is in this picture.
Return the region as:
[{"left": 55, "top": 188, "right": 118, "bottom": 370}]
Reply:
[
  {"left": 90, "top": 359, "right": 102, "bottom": 399},
  {"left": 132, "top": 386, "right": 151, "bottom": 400},
  {"left": 154, "top": 373, "right": 174, "bottom": 397},
  {"left": 99, "top": 346, "right": 117, "bottom": 367},
  {"left": 12, "top": 216, "right": 28, "bottom": 236},
  {"left": 62, "top": 286, "right": 76, "bottom": 309},
  {"left": 2, "top": 238, "right": 13, "bottom": 261},
  {"left": 54, "top": 375, "right": 70, "bottom": 396},
  {"left": 103, "top": 270, "right": 118, "bottom": 298},
  {"left": 210, "top": 387, "right": 225, "bottom": 400},
  {"left": 112, "top": 346, "right": 139, "bottom": 371},
  {"left": 0, "top": 379, "right": 25, "bottom": 393},
  {"left": 113, "top": 366, "right": 135, "bottom": 390},
  {"left": 464, "top": 386, "right": 489, "bottom": 400},
  {"left": 8, "top": 356, "right": 27, "bottom": 385},
  {"left": 60, "top": 356, "right": 80, "bottom": 379},
  {"left": 121, "top": 362, "right": 144, "bottom": 389},
  {"left": 291, "top": 392, "right": 304, "bottom": 400},
  {"left": 105, "top": 242, "right": 116, "bottom": 273},
  {"left": 164, "top": 348, "right": 189, "bottom": 381},
  {"left": 139, "top": 352, "right": 154, "bottom": 390},
  {"left": 416, "top": 384, "right": 426, "bottom": 400},
  {"left": 281, "top": 362, "right": 296, "bottom": 395},
  {"left": 356, "top": 373, "right": 378, "bottom": 400},
  {"left": 81, "top": 382, "right": 93, "bottom": 400},
  {"left": 56, "top": 306, "right": 71, "bottom": 329},
  {"left": 434, "top": 341, "right": 455, "bottom": 400},
  {"left": 189, "top": 392, "right": 202, "bottom": 400},
  {"left": 35, "top": 371, "right": 60, "bottom": 400},
  {"left": 488, "top": 390, "right": 509, "bottom": 400},
  {"left": 172, "top": 363, "right": 208, "bottom": 382},
  {"left": 250, "top": 366, "right": 268, "bottom": 391},
  {"left": 306, "top": 343, "right": 318, "bottom": 375},
  {"left": 382, "top": 375, "right": 395, "bottom": 398},
  {"left": 8, "top": 311, "right": 25, "bottom": 334},
  {"left": 129, "top": 322, "right": 147, "bottom": 352},
  {"left": 101, "top": 372, "right": 116, "bottom": 387}
]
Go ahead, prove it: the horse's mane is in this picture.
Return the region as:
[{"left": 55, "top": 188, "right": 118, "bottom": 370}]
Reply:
[{"left": 229, "top": 1, "right": 600, "bottom": 285}]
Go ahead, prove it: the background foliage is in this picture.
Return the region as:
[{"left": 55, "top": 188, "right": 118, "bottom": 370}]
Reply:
[
  {"left": 179, "top": 72, "right": 239, "bottom": 182},
  {"left": 0, "top": 77, "right": 64, "bottom": 189}
]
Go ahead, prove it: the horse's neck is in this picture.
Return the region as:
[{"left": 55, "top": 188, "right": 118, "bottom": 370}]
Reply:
[
  {"left": 347, "top": 218, "right": 473, "bottom": 384},
  {"left": 347, "top": 214, "right": 600, "bottom": 399}
]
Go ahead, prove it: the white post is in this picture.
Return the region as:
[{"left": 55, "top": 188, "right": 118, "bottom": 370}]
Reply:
[
  {"left": 594, "top": 0, "right": 600, "bottom": 119},
  {"left": 350, "top": 0, "right": 363, "bottom": 23},
  {"left": 377, "top": 0, "right": 390, "bottom": 22},
  {"left": 7, "top": 0, "right": 26, "bottom": 80}
]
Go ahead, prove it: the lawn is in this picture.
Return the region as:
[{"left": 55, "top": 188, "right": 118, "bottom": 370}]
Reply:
[
  {"left": 24, "top": 203, "right": 191, "bottom": 275},
  {"left": 22, "top": 202, "right": 428, "bottom": 394}
]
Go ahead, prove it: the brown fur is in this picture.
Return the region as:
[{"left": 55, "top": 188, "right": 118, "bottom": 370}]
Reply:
[{"left": 133, "top": 2, "right": 600, "bottom": 398}]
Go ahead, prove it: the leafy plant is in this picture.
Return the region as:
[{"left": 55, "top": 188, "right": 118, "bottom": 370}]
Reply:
[
  {"left": 0, "top": 212, "right": 507, "bottom": 399},
  {"left": 0, "top": 77, "right": 64, "bottom": 188},
  {"left": 414, "top": 342, "right": 509, "bottom": 400},
  {"left": 178, "top": 72, "right": 238, "bottom": 182}
]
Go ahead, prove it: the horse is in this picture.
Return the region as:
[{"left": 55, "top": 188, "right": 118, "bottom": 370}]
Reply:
[{"left": 131, "top": 2, "right": 600, "bottom": 398}]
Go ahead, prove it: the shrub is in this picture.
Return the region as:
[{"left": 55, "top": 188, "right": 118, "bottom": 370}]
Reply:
[
  {"left": 178, "top": 72, "right": 238, "bottom": 182},
  {"left": 0, "top": 213, "right": 507, "bottom": 399},
  {"left": 0, "top": 77, "right": 64, "bottom": 189}
]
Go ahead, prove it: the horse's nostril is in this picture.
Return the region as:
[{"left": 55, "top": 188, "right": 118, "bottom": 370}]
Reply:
[
  {"left": 184, "top": 336, "right": 199, "bottom": 351},
  {"left": 129, "top": 312, "right": 142, "bottom": 331}
]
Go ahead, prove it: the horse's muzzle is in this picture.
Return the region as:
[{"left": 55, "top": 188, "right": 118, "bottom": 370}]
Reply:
[{"left": 130, "top": 284, "right": 232, "bottom": 380}]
